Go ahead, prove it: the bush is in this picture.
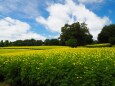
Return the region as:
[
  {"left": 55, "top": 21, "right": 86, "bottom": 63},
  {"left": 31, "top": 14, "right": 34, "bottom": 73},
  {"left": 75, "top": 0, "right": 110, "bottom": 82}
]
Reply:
[
  {"left": 109, "top": 37, "right": 115, "bottom": 45},
  {"left": 65, "top": 39, "right": 77, "bottom": 47}
]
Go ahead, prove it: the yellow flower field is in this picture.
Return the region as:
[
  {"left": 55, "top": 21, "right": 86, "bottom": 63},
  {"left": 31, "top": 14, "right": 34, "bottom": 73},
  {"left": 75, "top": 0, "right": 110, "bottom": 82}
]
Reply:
[{"left": 0, "top": 47, "right": 115, "bottom": 86}]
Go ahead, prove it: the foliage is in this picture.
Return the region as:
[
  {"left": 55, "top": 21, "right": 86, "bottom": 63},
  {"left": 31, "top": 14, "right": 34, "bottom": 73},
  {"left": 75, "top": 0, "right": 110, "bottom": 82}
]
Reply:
[
  {"left": 13, "top": 39, "right": 43, "bottom": 46},
  {"left": 44, "top": 39, "right": 59, "bottom": 45},
  {"left": 59, "top": 22, "right": 93, "bottom": 46},
  {"left": 0, "top": 40, "right": 4, "bottom": 47},
  {"left": 65, "top": 39, "right": 77, "bottom": 47},
  {"left": 0, "top": 39, "right": 43, "bottom": 47},
  {"left": 98, "top": 24, "right": 115, "bottom": 43},
  {"left": 0, "top": 47, "right": 115, "bottom": 86},
  {"left": 44, "top": 39, "right": 50, "bottom": 45},
  {"left": 4, "top": 40, "right": 10, "bottom": 47},
  {"left": 109, "top": 37, "right": 115, "bottom": 45}
]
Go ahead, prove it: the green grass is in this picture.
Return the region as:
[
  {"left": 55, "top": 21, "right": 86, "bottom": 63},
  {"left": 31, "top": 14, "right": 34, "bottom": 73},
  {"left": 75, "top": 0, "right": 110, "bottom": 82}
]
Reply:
[{"left": 85, "top": 43, "right": 111, "bottom": 47}]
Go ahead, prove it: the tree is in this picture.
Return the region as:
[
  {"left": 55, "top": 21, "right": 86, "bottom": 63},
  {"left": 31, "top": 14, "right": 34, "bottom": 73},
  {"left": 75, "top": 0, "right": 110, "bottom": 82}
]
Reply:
[
  {"left": 13, "top": 39, "right": 43, "bottom": 46},
  {"left": 44, "top": 39, "right": 50, "bottom": 45},
  {"left": 0, "top": 40, "right": 4, "bottom": 47},
  {"left": 49, "top": 39, "right": 59, "bottom": 45},
  {"left": 13, "top": 40, "right": 23, "bottom": 46},
  {"left": 4, "top": 40, "right": 10, "bottom": 47},
  {"left": 98, "top": 24, "right": 115, "bottom": 44},
  {"left": 59, "top": 22, "right": 93, "bottom": 46},
  {"left": 65, "top": 39, "right": 77, "bottom": 47},
  {"left": 109, "top": 37, "right": 115, "bottom": 45},
  {"left": 36, "top": 40, "right": 43, "bottom": 46},
  {"left": 44, "top": 39, "right": 59, "bottom": 45}
]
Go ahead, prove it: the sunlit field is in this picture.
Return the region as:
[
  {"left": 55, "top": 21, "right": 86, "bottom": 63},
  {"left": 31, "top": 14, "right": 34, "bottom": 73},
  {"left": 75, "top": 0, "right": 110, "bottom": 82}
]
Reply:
[
  {"left": 0, "top": 46, "right": 67, "bottom": 54},
  {"left": 0, "top": 46, "right": 115, "bottom": 86}
]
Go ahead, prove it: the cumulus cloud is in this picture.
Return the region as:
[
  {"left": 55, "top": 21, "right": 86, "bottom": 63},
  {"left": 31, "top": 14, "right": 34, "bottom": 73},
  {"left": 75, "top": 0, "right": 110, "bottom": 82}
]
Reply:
[
  {"left": 0, "top": 17, "right": 46, "bottom": 41},
  {"left": 36, "top": 0, "right": 111, "bottom": 39},
  {"left": 78, "top": 0, "right": 103, "bottom": 3},
  {"left": 0, "top": 0, "right": 40, "bottom": 18}
]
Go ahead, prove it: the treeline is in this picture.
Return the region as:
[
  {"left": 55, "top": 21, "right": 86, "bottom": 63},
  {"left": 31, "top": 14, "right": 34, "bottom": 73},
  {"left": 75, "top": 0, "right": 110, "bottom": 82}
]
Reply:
[
  {"left": 0, "top": 39, "right": 60, "bottom": 47},
  {"left": 0, "top": 22, "right": 115, "bottom": 47},
  {"left": 12, "top": 39, "right": 43, "bottom": 46}
]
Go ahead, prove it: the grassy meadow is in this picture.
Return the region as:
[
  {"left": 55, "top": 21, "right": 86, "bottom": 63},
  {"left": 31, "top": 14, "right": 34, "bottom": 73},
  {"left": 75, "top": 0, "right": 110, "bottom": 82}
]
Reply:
[{"left": 0, "top": 46, "right": 115, "bottom": 86}]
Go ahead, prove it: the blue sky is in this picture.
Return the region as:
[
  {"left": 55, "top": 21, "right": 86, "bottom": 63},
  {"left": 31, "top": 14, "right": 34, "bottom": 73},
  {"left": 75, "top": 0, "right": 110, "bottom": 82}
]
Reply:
[{"left": 0, "top": 0, "right": 114, "bottom": 41}]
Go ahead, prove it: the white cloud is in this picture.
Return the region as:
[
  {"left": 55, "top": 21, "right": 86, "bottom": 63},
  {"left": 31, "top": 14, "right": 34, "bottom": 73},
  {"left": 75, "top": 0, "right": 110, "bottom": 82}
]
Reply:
[
  {"left": 0, "top": 0, "right": 40, "bottom": 18},
  {"left": 36, "top": 0, "right": 111, "bottom": 39},
  {"left": 0, "top": 17, "right": 46, "bottom": 41},
  {"left": 78, "top": 0, "right": 103, "bottom": 3}
]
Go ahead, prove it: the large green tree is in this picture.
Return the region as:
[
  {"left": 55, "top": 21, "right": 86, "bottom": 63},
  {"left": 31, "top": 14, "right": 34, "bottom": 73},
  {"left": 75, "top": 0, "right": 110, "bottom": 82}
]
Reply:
[
  {"left": 59, "top": 22, "right": 93, "bottom": 46},
  {"left": 98, "top": 24, "right": 115, "bottom": 44}
]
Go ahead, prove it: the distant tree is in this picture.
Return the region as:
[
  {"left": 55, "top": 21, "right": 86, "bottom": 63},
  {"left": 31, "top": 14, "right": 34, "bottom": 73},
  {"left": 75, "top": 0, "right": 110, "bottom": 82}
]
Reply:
[
  {"left": 23, "top": 39, "right": 36, "bottom": 46},
  {"left": 44, "top": 39, "right": 59, "bottom": 45},
  {"left": 49, "top": 39, "right": 59, "bottom": 45},
  {"left": 0, "top": 40, "right": 4, "bottom": 47},
  {"left": 13, "top": 39, "right": 43, "bottom": 46},
  {"left": 23, "top": 39, "right": 30, "bottom": 46},
  {"left": 0, "top": 39, "right": 43, "bottom": 46},
  {"left": 30, "top": 39, "right": 36, "bottom": 46},
  {"left": 84, "top": 34, "right": 93, "bottom": 44},
  {"left": 36, "top": 40, "right": 43, "bottom": 46},
  {"left": 4, "top": 40, "right": 10, "bottom": 47},
  {"left": 44, "top": 39, "right": 50, "bottom": 45},
  {"left": 59, "top": 22, "right": 93, "bottom": 46},
  {"left": 98, "top": 24, "right": 115, "bottom": 44},
  {"left": 13, "top": 40, "right": 23, "bottom": 46}
]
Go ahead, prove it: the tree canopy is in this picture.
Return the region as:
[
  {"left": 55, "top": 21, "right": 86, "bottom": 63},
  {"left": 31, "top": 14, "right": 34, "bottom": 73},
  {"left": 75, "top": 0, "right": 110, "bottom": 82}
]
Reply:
[
  {"left": 98, "top": 24, "right": 115, "bottom": 44},
  {"left": 0, "top": 39, "right": 43, "bottom": 47},
  {"left": 59, "top": 22, "right": 93, "bottom": 46},
  {"left": 65, "top": 39, "right": 77, "bottom": 47},
  {"left": 44, "top": 39, "right": 59, "bottom": 46}
]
